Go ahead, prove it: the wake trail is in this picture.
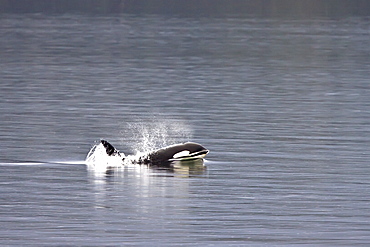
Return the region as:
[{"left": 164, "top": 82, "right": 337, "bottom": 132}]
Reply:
[{"left": 0, "top": 160, "right": 86, "bottom": 166}]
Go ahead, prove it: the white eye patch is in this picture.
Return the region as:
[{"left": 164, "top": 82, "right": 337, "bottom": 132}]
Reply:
[{"left": 173, "top": 150, "right": 190, "bottom": 159}]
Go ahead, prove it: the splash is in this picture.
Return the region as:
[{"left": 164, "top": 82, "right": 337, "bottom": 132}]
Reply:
[
  {"left": 85, "top": 117, "right": 194, "bottom": 171},
  {"left": 85, "top": 142, "right": 124, "bottom": 172},
  {"left": 122, "top": 117, "right": 193, "bottom": 154}
]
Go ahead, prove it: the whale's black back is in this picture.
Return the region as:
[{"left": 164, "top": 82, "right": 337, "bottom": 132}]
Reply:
[
  {"left": 148, "top": 142, "right": 208, "bottom": 166},
  {"left": 99, "top": 140, "right": 208, "bottom": 167}
]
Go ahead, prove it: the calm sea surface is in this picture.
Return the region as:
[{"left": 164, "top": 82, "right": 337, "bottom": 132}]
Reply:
[{"left": 1, "top": 14, "right": 370, "bottom": 246}]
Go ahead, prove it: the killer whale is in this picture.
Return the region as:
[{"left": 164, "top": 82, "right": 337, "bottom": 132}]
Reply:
[
  {"left": 143, "top": 141, "right": 209, "bottom": 166},
  {"left": 86, "top": 140, "right": 209, "bottom": 168}
]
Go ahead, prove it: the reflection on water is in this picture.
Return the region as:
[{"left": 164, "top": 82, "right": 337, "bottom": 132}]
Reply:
[
  {"left": 88, "top": 159, "right": 207, "bottom": 182},
  {"left": 171, "top": 159, "right": 208, "bottom": 177},
  {"left": 87, "top": 159, "right": 207, "bottom": 217},
  {"left": 88, "top": 163, "right": 194, "bottom": 235}
]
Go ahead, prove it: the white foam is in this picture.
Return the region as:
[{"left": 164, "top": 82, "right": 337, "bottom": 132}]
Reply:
[{"left": 85, "top": 143, "right": 124, "bottom": 172}]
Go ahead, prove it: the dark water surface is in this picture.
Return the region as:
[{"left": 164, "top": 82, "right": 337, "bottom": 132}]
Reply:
[{"left": 1, "top": 14, "right": 370, "bottom": 246}]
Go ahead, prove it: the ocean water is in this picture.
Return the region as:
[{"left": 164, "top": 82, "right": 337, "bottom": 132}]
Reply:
[{"left": 1, "top": 14, "right": 370, "bottom": 246}]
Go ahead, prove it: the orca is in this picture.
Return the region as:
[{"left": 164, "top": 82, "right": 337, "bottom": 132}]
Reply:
[
  {"left": 86, "top": 140, "right": 209, "bottom": 168},
  {"left": 144, "top": 141, "right": 209, "bottom": 166}
]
